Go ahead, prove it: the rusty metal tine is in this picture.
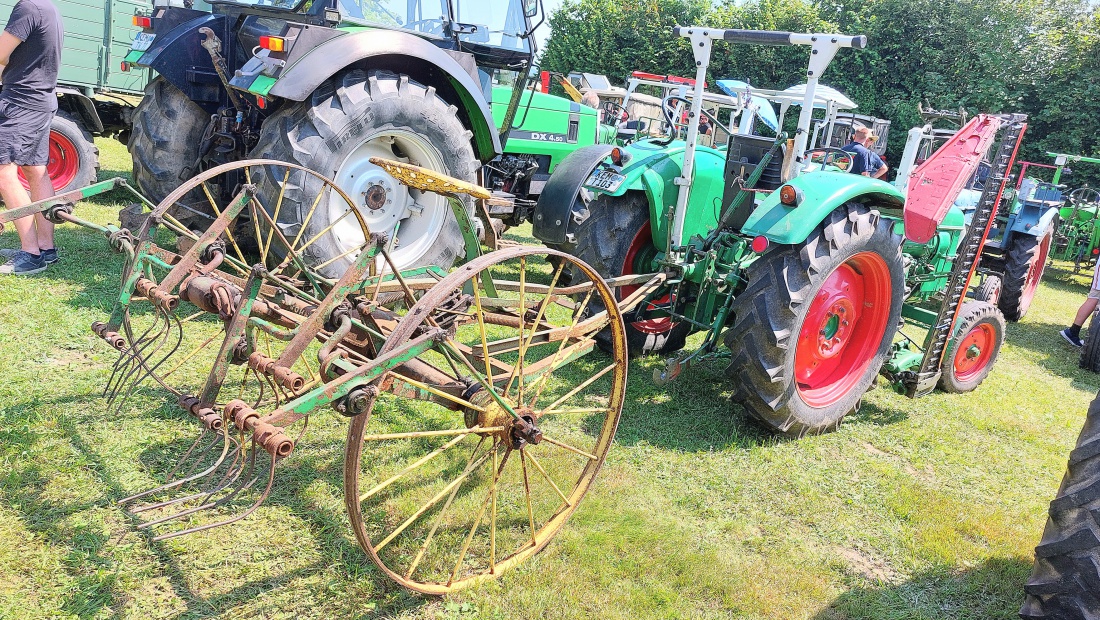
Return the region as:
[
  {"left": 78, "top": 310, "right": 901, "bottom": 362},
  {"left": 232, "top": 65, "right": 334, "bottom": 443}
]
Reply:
[
  {"left": 150, "top": 452, "right": 278, "bottom": 542},
  {"left": 164, "top": 426, "right": 218, "bottom": 482},
  {"left": 119, "top": 427, "right": 232, "bottom": 507},
  {"left": 134, "top": 437, "right": 261, "bottom": 527},
  {"left": 128, "top": 434, "right": 247, "bottom": 514}
]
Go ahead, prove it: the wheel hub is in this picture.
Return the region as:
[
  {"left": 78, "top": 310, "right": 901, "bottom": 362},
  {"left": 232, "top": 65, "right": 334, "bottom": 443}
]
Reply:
[
  {"left": 363, "top": 182, "right": 392, "bottom": 211},
  {"left": 463, "top": 391, "right": 542, "bottom": 449},
  {"left": 814, "top": 300, "right": 855, "bottom": 361}
]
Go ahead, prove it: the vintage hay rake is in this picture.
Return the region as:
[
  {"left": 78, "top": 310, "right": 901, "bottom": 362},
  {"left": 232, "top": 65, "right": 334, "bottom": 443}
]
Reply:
[{"left": 1, "top": 158, "right": 650, "bottom": 594}]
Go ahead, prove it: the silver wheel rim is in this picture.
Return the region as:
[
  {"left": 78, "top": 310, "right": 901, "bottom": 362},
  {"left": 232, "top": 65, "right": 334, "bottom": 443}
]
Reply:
[{"left": 328, "top": 128, "right": 450, "bottom": 271}]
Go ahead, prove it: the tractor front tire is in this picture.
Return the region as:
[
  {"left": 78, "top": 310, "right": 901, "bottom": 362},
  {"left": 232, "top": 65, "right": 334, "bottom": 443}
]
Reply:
[
  {"left": 249, "top": 70, "right": 478, "bottom": 276},
  {"left": 999, "top": 229, "right": 1053, "bottom": 321},
  {"left": 569, "top": 192, "right": 690, "bottom": 357},
  {"left": 937, "top": 301, "right": 1005, "bottom": 393},
  {"left": 128, "top": 77, "right": 209, "bottom": 206},
  {"left": 724, "top": 203, "right": 904, "bottom": 437},
  {"left": 1020, "top": 391, "right": 1100, "bottom": 619}
]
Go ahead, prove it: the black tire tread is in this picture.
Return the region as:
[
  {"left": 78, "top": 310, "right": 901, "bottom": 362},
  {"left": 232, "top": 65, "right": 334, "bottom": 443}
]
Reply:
[
  {"left": 974, "top": 275, "right": 1002, "bottom": 305},
  {"left": 1020, "top": 392, "right": 1100, "bottom": 619},
  {"left": 127, "top": 77, "right": 209, "bottom": 205},
  {"left": 248, "top": 70, "right": 478, "bottom": 275},
  {"left": 1080, "top": 312, "right": 1100, "bottom": 373},
  {"left": 724, "top": 203, "right": 904, "bottom": 437},
  {"left": 570, "top": 192, "right": 690, "bottom": 357},
  {"left": 999, "top": 231, "right": 1050, "bottom": 322}
]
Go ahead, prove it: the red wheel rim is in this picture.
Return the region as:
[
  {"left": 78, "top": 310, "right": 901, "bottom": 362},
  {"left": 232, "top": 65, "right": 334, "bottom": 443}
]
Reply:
[
  {"left": 620, "top": 221, "right": 676, "bottom": 334},
  {"left": 18, "top": 130, "right": 78, "bottom": 192},
  {"left": 1020, "top": 233, "right": 1051, "bottom": 310},
  {"left": 794, "top": 251, "right": 892, "bottom": 407},
  {"left": 952, "top": 322, "right": 996, "bottom": 383}
]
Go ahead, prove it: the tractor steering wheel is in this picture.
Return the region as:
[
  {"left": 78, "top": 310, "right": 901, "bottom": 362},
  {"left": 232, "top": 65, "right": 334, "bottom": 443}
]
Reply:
[
  {"left": 1070, "top": 187, "right": 1100, "bottom": 206},
  {"left": 804, "top": 147, "right": 855, "bottom": 173},
  {"left": 599, "top": 101, "right": 628, "bottom": 125}
]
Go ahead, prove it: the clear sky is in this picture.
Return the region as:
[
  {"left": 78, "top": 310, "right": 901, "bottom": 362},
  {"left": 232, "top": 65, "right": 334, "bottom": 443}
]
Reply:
[{"left": 533, "top": 0, "right": 564, "bottom": 53}]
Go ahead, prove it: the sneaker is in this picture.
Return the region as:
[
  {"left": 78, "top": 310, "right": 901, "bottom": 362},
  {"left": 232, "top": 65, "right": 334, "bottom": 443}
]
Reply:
[
  {"left": 1, "top": 247, "right": 58, "bottom": 264},
  {"left": 0, "top": 250, "right": 46, "bottom": 275},
  {"left": 1061, "top": 328, "right": 1084, "bottom": 348}
]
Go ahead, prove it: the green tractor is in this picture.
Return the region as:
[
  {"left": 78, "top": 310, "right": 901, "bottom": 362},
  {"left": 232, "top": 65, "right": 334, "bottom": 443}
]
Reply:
[
  {"left": 124, "top": 0, "right": 546, "bottom": 273},
  {"left": 1046, "top": 153, "right": 1100, "bottom": 272},
  {"left": 532, "top": 26, "right": 1023, "bottom": 434}
]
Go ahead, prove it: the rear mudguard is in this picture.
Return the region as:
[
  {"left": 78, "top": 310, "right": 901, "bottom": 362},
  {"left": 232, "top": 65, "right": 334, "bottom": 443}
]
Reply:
[
  {"left": 741, "top": 172, "right": 905, "bottom": 244},
  {"left": 254, "top": 29, "right": 501, "bottom": 162},
  {"left": 532, "top": 139, "right": 727, "bottom": 249},
  {"left": 133, "top": 13, "right": 225, "bottom": 113},
  {"left": 1009, "top": 203, "right": 1059, "bottom": 237}
]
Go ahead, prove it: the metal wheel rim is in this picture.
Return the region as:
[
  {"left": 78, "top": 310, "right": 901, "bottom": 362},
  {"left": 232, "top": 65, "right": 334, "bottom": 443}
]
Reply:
[{"left": 331, "top": 129, "right": 449, "bottom": 272}]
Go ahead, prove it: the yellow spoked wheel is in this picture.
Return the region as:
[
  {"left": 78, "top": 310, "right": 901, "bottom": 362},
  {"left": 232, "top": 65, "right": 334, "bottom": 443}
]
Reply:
[{"left": 343, "top": 246, "right": 627, "bottom": 593}]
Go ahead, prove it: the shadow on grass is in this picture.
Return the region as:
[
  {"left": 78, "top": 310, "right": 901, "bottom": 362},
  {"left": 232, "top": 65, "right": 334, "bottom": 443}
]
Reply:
[
  {"left": 812, "top": 556, "right": 1032, "bottom": 620},
  {"left": 0, "top": 391, "right": 427, "bottom": 619},
  {"left": 1000, "top": 316, "right": 1100, "bottom": 392}
]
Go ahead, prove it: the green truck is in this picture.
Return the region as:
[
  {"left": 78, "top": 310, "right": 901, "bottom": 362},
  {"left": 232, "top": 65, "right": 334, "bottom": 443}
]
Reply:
[{"left": 0, "top": 0, "right": 155, "bottom": 192}]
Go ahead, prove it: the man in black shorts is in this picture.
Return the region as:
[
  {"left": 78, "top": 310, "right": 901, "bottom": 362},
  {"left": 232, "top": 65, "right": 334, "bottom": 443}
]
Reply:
[{"left": 0, "top": 0, "right": 62, "bottom": 276}]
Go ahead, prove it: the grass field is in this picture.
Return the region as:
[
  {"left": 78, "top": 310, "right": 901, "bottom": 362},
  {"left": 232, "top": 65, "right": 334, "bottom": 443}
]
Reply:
[{"left": 0, "top": 138, "right": 1096, "bottom": 620}]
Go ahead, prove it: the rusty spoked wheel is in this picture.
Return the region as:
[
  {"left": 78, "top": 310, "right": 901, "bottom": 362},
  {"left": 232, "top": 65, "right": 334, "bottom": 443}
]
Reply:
[
  {"left": 111, "top": 160, "right": 372, "bottom": 412},
  {"left": 344, "top": 247, "right": 627, "bottom": 594}
]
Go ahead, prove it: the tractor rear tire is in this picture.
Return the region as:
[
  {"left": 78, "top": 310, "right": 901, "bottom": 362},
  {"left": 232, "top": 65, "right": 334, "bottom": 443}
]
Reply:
[
  {"left": 249, "top": 70, "right": 478, "bottom": 276},
  {"left": 128, "top": 77, "right": 209, "bottom": 206},
  {"left": 999, "top": 229, "right": 1053, "bottom": 321},
  {"left": 569, "top": 192, "right": 690, "bottom": 357},
  {"left": 937, "top": 301, "right": 1005, "bottom": 393},
  {"left": 1080, "top": 312, "right": 1100, "bottom": 373},
  {"left": 33, "top": 111, "right": 99, "bottom": 194},
  {"left": 973, "top": 275, "right": 1002, "bottom": 305},
  {"left": 1019, "top": 391, "right": 1100, "bottom": 619},
  {"left": 724, "top": 203, "right": 905, "bottom": 437}
]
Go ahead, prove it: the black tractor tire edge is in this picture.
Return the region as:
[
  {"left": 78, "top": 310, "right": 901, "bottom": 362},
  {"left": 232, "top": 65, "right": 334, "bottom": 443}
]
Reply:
[
  {"left": 127, "top": 77, "right": 209, "bottom": 206},
  {"left": 937, "top": 300, "right": 1006, "bottom": 393},
  {"left": 248, "top": 70, "right": 479, "bottom": 276},
  {"left": 999, "top": 230, "right": 1052, "bottom": 322},
  {"left": 724, "top": 203, "right": 905, "bottom": 437},
  {"left": 569, "top": 191, "right": 690, "bottom": 357},
  {"left": 974, "top": 275, "right": 1003, "bottom": 305},
  {"left": 1080, "top": 312, "right": 1100, "bottom": 373},
  {"left": 1020, "top": 392, "right": 1100, "bottom": 619},
  {"left": 50, "top": 111, "right": 99, "bottom": 193}
]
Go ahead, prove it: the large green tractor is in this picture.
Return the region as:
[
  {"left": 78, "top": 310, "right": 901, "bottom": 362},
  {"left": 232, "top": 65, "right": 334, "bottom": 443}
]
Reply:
[
  {"left": 532, "top": 26, "right": 1023, "bottom": 435},
  {"left": 124, "top": 0, "right": 543, "bottom": 274}
]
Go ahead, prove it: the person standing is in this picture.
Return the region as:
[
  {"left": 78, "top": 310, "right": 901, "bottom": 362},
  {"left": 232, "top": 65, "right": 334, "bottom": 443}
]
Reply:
[
  {"left": 1060, "top": 259, "right": 1100, "bottom": 347},
  {"left": 840, "top": 126, "right": 888, "bottom": 180},
  {"left": 0, "top": 0, "right": 62, "bottom": 275}
]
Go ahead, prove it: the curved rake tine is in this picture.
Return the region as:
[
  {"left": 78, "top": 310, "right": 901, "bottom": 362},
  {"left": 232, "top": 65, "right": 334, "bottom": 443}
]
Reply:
[
  {"left": 107, "top": 308, "right": 176, "bottom": 406},
  {"left": 111, "top": 307, "right": 183, "bottom": 409},
  {"left": 135, "top": 437, "right": 263, "bottom": 528},
  {"left": 104, "top": 308, "right": 164, "bottom": 401},
  {"left": 118, "top": 426, "right": 232, "bottom": 507},
  {"left": 146, "top": 451, "right": 279, "bottom": 542},
  {"left": 128, "top": 434, "right": 248, "bottom": 515}
]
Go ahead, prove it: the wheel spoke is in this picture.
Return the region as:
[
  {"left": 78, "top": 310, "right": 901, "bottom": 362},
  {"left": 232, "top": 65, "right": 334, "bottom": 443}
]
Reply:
[
  {"left": 448, "top": 446, "right": 511, "bottom": 585},
  {"left": 540, "top": 435, "right": 599, "bottom": 461},
  {"left": 536, "top": 362, "right": 617, "bottom": 415},
  {"left": 472, "top": 274, "right": 495, "bottom": 386},
  {"left": 198, "top": 181, "right": 249, "bottom": 269},
  {"left": 519, "top": 450, "right": 537, "bottom": 546},
  {"left": 361, "top": 427, "right": 503, "bottom": 443},
  {"left": 529, "top": 287, "right": 597, "bottom": 408},
  {"left": 525, "top": 450, "right": 572, "bottom": 508},
  {"left": 373, "top": 443, "right": 495, "bottom": 553},
  {"left": 506, "top": 261, "right": 566, "bottom": 401}
]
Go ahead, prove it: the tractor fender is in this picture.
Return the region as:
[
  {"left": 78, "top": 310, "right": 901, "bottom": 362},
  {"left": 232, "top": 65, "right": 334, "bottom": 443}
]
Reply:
[
  {"left": 1009, "top": 202, "right": 1059, "bottom": 238},
  {"left": 531, "top": 144, "right": 616, "bottom": 245},
  {"left": 742, "top": 171, "right": 904, "bottom": 244},
  {"left": 56, "top": 88, "right": 103, "bottom": 134},
  {"left": 267, "top": 30, "right": 500, "bottom": 162},
  {"left": 135, "top": 13, "right": 223, "bottom": 110}
]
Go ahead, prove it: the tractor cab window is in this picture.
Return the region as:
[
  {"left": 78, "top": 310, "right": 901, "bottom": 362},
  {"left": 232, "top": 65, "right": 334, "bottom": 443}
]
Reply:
[
  {"left": 338, "top": 0, "right": 450, "bottom": 37},
  {"left": 453, "top": 0, "right": 532, "bottom": 53}
]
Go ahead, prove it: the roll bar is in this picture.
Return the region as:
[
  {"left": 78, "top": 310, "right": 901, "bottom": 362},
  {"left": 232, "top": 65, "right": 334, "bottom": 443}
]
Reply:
[{"left": 672, "top": 26, "right": 866, "bottom": 50}]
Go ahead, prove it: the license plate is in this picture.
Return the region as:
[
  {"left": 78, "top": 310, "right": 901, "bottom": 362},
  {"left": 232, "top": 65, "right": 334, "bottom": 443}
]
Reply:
[
  {"left": 584, "top": 168, "right": 626, "bottom": 192},
  {"left": 132, "top": 32, "right": 156, "bottom": 52}
]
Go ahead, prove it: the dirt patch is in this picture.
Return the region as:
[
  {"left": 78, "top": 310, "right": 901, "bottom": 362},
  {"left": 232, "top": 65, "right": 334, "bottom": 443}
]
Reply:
[{"left": 836, "top": 546, "right": 901, "bottom": 584}]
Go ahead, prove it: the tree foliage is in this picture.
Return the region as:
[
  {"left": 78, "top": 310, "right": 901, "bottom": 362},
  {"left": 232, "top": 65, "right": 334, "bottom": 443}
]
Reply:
[{"left": 540, "top": 0, "right": 1100, "bottom": 183}]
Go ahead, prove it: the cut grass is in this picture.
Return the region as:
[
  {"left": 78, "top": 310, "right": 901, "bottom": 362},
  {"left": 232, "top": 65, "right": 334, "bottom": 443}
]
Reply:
[{"left": 0, "top": 138, "right": 1095, "bottom": 619}]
